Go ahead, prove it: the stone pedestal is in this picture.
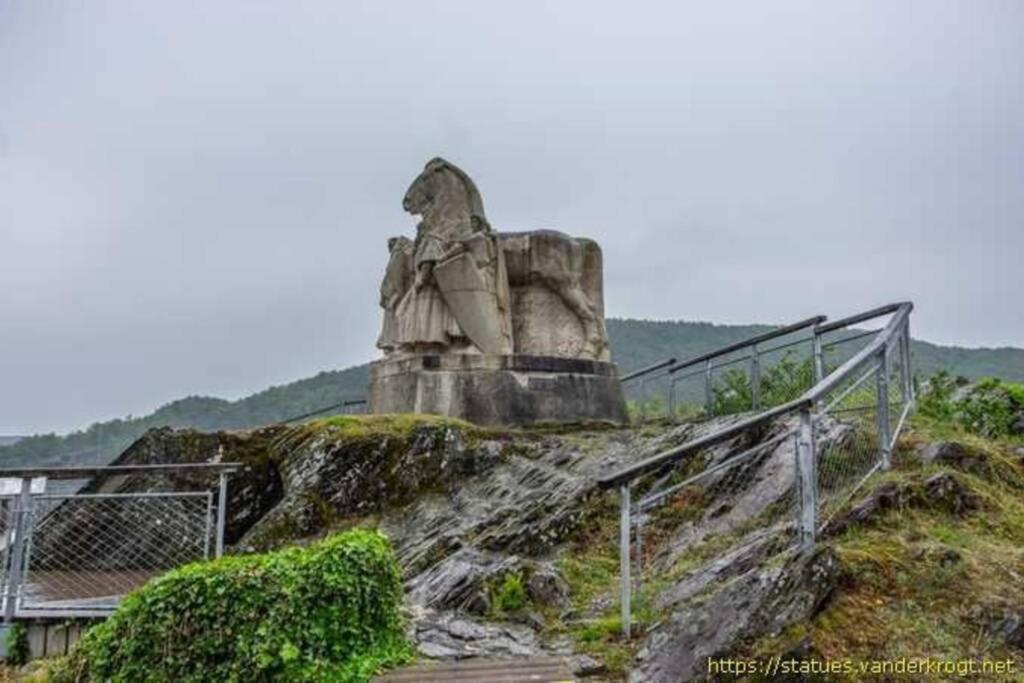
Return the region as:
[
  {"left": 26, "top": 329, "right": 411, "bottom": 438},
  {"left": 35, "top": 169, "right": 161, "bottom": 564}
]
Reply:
[{"left": 368, "top": 354, "right": 628, "bottom": 426}]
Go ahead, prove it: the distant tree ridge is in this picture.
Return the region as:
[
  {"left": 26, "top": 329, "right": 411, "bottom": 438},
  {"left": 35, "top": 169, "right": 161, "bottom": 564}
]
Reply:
[{"left": 1, "top": 318, "right": 1021, "bottom": 468}]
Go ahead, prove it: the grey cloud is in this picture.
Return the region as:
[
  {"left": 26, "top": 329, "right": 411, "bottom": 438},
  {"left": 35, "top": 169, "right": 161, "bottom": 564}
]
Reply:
[{"left": 1, "top": 0, "right": 1021, "bottom": 433}]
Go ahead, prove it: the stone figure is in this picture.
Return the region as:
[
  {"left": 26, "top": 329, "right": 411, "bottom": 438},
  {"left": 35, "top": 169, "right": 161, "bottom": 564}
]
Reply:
[
  {"left": 377, "top": 157, "right": 610, "bottom": 361},
  {"left": 392, "top": 157, "right": 514, "bottom": 355},
  {"left": 500, "top": 230, "right": 609, "bottom": 360},
  {"left": 369, "top": 157, "right": 626, "bottom": 425},
  {"left": 376, "top": 236, "right": 414, "bottom": 353}
]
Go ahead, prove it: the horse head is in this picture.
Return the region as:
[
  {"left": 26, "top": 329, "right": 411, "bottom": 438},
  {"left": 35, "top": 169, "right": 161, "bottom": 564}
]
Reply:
[{"left": 402, "top": 157, "right": 490, "bottom": 231}]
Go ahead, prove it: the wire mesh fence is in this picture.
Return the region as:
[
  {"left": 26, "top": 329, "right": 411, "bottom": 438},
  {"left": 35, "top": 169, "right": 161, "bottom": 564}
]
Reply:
[
  {"left": 603, "top": 303, "right": 916, "bottom": 637},
  {"left": 813, "top": 331, "right": 911, "bottom": 529},
  {"left": 0, "top": 463, "right": 236, "bottom": 618},
  {"left": 20, "top": 493, "right": 213, "bottom": 612},
  {"left": 622, "top": 319, "right": 824, "bottom": 422},
  {"left": 635, "top": 428, "right": 802, "bottom": 570}
]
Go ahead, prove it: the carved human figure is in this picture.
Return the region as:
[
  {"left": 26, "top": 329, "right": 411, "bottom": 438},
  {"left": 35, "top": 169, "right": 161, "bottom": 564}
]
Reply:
[
  {"left": 375, "top": 236, "right": 414, "bottom": 353},
  {"left": 392, "top": 157, "right": 513, "bottom": 354}
]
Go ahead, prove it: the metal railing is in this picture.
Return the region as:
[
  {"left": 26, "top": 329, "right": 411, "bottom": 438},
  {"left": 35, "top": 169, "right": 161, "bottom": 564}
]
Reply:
[
  {"left": 0, "top": 463, "right": 239, "bottom": 619},
  {"left": 620, "top": 315, "right": 827, "bottom": 421},
  {"left": 278, "top": 398, "right": 368, "bottom": 424},
  {"left": 600, "top": 302, "right": 914, "bottom": 636}
]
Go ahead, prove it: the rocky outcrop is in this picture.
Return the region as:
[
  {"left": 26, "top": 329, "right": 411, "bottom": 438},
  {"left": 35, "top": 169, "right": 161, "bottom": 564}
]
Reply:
[
  {"left": 57, "top": 413, "right": 855, "bottom": 677},
  {"left": 631, "top": 547, "right": 840, "bottom": 683},
  {"left": 821, "top": 470, "right": 982, "bottom": 538}
]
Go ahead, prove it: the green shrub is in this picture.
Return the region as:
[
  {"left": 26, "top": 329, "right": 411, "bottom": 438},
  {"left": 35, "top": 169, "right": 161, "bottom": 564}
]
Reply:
[
  {"left": 53, "top": 529, "right": 410, "bottom": 682},
  {"left": 5, "top": 622, "right": 29, "bottom": 666},
  {"left": 955, "top": 378, "right": 1023, "bottom": 438},
  {"left": 713, "top": 351, "right": 816, "bottom": 415},
  {"left": 917, "top": 370, "right": 960, "bottom": 421},
  {"left": 493, "top": 573, "right": 527, "bottom": 614}
]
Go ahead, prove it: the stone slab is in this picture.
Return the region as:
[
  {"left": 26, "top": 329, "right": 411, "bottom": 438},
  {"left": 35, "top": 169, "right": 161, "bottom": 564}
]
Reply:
[{"left": 368, "top": 354, "right": 628, "bottom": 426}]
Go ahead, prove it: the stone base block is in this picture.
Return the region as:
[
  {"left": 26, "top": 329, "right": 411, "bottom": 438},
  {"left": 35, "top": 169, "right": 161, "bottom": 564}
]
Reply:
[{"left": 368, "top": 354, "right": 629, "bottom": 427}]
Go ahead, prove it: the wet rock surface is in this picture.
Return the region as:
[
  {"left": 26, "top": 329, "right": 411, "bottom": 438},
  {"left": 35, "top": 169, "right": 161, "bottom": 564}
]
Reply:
[
  {"left": 822, "top": 469, "right": 981, "bottom": 538},
  {"left": 410, "top": 608, "right": 551, "bottom": 659},
  {"left": 76, "top": 415, "right": 855, "bottom": 674},
  {"left": 631, "top": 547, "right": 840, "bottom": 683},
  {"left": 919, "top": 440, "right": 987, "bottom": 474}
]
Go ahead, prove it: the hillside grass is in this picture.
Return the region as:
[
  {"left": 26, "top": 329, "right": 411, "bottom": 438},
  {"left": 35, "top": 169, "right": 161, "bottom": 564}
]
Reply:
[{"left": 743, "top": 416, "right": 1024, "bottom": 677}]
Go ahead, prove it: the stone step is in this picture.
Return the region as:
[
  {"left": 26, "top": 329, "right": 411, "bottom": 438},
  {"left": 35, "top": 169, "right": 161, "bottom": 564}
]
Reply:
[{"left": 374, "top": 656, "right": 576, "bottom": 682}]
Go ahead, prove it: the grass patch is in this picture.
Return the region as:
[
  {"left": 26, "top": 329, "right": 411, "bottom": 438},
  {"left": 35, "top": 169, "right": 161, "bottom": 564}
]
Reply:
[
  {"left": 312, "top": 413, "right": 480, "bottom": 440},
  {"left": 740, "top": 418, "right": 1024, "bottom": 673}
]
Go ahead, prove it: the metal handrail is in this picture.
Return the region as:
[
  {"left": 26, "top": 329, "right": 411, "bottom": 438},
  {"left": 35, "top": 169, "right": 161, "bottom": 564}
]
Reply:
[
  {"left": 805, "top": 302, "right": 912, "bottom": 402},
  {"left": 619, "top": 315, "right": 825, "bottom": 386},
  {"left": 606, "top": 301, "right": 913, "bottom": 639},
  {"left": 666, "top": 315, "right": 826, "bottom": 376},
  {"left": 620, "top": 357, "right": 677, "bottom": 383},
  {"left": 0, "top": 463, "right": 242, "bottom": 480},
  {"left": 598, "top": 302, "right": 913, "bottom": 489},
  {"left": 815, "top": 302, "right": 907, "bottom": 335}
]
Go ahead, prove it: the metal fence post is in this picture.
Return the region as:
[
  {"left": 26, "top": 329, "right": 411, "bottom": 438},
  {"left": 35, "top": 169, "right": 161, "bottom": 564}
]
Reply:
[
  {"left": 876, "top": 351, "right": 892, "bottom": 470},
  {"left": 812, "top": 331, "right": 825, "bottom": 385},
  {"left": 215, "top": 471, "right": 229, "bottom": 558},
  {"left": 639, "top": 378, "right": 648, "bottom": 421},
  {"left": 634, "top": 515, "right": 643, "bottom": 596},
  {"left": 796, "top": 412, "right": 817, "bottom": 551},
  {"left": 704, "top": 359, "right": 714, "bottom": 417},
  {"left": 668, "top": 378, "right": 677, "bottom": 423},
  {"left": 750, "top": 344, "right": 761, "bottom": 410},
  {"left": 4, "top": 478, "right": 33, "bottom": 622},
  {"left": 619, "top": 484, "right": 631, "bottom": 639},
  {"left": 901, "top": 321, "right": 914, "bottom": 404}
]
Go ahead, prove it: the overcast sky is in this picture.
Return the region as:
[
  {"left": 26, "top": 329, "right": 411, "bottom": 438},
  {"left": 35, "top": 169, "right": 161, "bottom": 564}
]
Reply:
[{"left": 1, "top": 1, "right": 1022, "bottom": 435}]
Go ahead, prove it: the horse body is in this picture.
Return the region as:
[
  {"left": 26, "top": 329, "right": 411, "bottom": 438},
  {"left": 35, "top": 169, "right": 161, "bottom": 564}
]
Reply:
[
  {"left": 398, "top": 158, "right": 607, "bottom": 359},
  {"left": 497, "top": 229, "right": 607, "bottom": 358}
]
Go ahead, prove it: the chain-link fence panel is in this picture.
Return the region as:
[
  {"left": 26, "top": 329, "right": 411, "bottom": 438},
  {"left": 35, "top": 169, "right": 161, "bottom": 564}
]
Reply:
[{"left": 19, "top": 492, "right": 213, "bottom": 612}]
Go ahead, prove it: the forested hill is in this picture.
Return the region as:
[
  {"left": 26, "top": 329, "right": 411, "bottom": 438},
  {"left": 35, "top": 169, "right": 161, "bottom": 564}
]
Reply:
[
  {"left": 0, "top": 437, "right": 24, "bottom": 447},
  {"left": 606, "top": 319, "right": 1024, "bottom": 385},
  {"left": 1, "top": 318, "right": 1021, "bottom": 468}
]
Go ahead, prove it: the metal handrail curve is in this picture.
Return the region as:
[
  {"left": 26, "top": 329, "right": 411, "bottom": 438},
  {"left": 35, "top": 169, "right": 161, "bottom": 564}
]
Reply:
[
  {"left": 598, "top": 302, "right": 913, "bottom": 489},
  {"left": 666, "top": 315, "right": 827, "bottom": 376}
]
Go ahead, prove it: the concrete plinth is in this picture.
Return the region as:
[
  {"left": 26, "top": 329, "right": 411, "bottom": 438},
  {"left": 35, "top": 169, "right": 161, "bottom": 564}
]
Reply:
[{"left": 368, "top": 354, "right": 629, "bottom": 426}]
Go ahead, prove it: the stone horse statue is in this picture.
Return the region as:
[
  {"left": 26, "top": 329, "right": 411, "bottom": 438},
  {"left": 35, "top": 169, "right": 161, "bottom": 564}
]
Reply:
[{"left": 384, "top": 157, "right": 608, "bottom": 359}]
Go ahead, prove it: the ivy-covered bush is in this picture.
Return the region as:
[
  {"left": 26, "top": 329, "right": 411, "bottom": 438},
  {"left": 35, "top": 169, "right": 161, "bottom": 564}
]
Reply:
[
  {"left": 53, "top": 529, "right": 409, "bottom": 682},
  {"left": 5, "top": 622, "right": 29, "bottom": 666}
]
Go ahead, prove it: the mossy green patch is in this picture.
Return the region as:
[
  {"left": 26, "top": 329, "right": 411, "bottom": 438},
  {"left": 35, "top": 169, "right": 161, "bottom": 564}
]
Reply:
[
  {"left": 740, "top": 418, "right": 1024, "bottom": 675},
  {"left": 311, "top": 413, "right": 480, "bottom": 440}
]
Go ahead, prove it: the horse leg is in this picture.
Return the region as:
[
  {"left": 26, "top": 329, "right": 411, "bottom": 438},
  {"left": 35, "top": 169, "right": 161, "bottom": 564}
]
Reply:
[{"left": 544, "top": 275, "right": 604, "bottom": 358}]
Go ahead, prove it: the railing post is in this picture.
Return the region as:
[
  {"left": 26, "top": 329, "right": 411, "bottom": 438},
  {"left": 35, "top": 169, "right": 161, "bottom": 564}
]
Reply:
[
  {"left": 668, "top": 378, "right": 677, "bottom": 423},
  {"left": 750, "top": 344, "right": 761, "bottom": 411},
  {"left": 901, "top": 321, "right": 914, "bottom": 404},
  {"left": 215, "top": 471, "right": 229, "bottom": 558},
  {"left": 633, "top": 514, "right": 643, "bottom": 596},
  {"left": 704, "top": 359, "right": 714, "bottom": 417},
  {"left": 4, "top": 478, "right": 33, "bottom": 622},
  {"left": 812, "top": 331, "right": 825, "bottom": 385},
  {"left": 619, "top": 484, "right": 631, "bottom": 639},
  {"left": 796, "top": 412, "right": 817, "bottom": 551},
  {"left": 639, "top": 378, "right": 648, "bottom": 421},
  {"left": 877, "top": 350, "right": 892, "bottom": 470}
]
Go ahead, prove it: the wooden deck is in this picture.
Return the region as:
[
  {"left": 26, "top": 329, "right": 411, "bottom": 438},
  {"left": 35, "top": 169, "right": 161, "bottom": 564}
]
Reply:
[{"left": 374, "top": 657, "right": 576, "bottom": 682}]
